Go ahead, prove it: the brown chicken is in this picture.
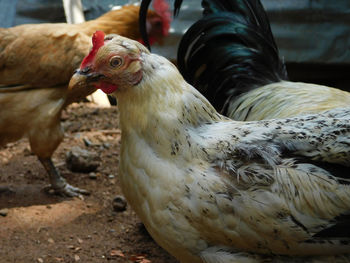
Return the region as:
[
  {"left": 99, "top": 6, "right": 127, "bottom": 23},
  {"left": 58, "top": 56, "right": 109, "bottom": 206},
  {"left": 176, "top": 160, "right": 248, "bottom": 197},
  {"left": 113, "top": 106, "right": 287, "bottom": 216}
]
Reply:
[{"left": 0, "top": 3, "right": 170, "bottom": 196}]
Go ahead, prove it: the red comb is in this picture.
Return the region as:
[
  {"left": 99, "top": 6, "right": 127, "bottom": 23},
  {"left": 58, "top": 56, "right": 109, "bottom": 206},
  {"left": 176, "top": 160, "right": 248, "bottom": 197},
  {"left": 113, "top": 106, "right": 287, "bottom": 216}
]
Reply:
[
  {"left": 80, "top": 31, "right": 106, "bottom": 69},
  {"left": 153, "top": 0, "right": 171, "bottom": 36}
]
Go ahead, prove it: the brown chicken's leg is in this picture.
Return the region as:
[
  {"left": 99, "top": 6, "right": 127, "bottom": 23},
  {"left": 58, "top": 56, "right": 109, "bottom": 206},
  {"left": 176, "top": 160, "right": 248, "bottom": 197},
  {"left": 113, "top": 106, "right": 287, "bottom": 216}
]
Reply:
[
  {"left": 38, "top": 157, "right": 90, "bottom": 197},
  {"left": 27, "top": 111, "right": 90, "bottom": 197}
]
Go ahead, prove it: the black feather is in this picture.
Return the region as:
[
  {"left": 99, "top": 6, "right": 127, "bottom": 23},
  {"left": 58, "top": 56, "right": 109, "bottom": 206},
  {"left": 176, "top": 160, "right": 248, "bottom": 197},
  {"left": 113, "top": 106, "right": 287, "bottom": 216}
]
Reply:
[
  {"left": 291, "top": 157, "right": 350, "bottom": 184},
  {"left": 283, "top": 157, "right": 350, "bottom": 240},
  {"left": 139, "top": 0, "right": 184, "bottom": 49},
  {"left": 177, "top": 0, "right": 288, "bottom": 115},
  {"left": 313, "top": 214, "right": 350, "bottom": 239},
  {"left": 139, "top": 0, "right": 152, "bottom": 50},
  {"left": 174, "top": 0, "right": 184, "bottom": 17}
]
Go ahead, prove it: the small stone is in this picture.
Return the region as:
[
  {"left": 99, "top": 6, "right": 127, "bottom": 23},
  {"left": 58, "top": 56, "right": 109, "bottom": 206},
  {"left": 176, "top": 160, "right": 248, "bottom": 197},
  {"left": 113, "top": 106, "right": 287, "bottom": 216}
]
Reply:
[
  {"left": 83, "top": 137, "right": 93, "bottom": 147},
  {"left": 23, "top": 146, "right": 33, "bottom": 156},
  {"left": 103, "top": 143, "right": 110, "bottom": 149},
  {"left": 74, "top": 254, "right": 80, "bottom": 261},
  {"left": 37, "top": 258, "right": 44, "bottom": 263},
  {"left": 110, "top": 249, "right": 125, "bottom": 257},
  {"left": 91, "top": 109, "right": 99, "bottom": 115},
  {"left": 0, "top": 208, "right": 9, "bottom": 217},
  {"left": 108, "top": 174, "right": 115, "bottom": 179},
  {"left": 112, "top": 195, "right": 127, "bottom": 212},
  {"left": 89, "top": 172, "right": 97, "bottom": 180},
  {"left": 66, "top": 146, "right": 101, "bottom": 173},
  {"left": 48, "top": 238, "right": 55, "bottom": 244}
]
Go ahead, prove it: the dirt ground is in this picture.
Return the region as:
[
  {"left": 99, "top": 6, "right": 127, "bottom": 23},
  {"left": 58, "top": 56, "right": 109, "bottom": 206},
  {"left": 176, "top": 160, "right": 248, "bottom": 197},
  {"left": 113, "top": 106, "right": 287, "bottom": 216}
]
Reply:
[{"left": 0, "top": 102, "right": 177, "bottom": 263}]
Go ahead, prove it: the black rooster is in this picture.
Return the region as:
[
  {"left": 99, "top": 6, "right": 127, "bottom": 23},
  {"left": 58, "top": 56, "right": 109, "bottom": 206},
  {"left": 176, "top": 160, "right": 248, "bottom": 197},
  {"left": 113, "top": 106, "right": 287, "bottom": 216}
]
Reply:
[{"left": 140, "top": 0, "right": 350, "bottom": 121}]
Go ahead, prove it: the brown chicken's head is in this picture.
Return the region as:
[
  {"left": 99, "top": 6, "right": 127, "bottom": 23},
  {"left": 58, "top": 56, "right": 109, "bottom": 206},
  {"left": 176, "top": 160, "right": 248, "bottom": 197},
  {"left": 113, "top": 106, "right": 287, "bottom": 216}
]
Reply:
[
  {"left": 69, "top": 31, "right": 150, "bottom": 96},
  {"left": 145, "top": 0, "right": 171, "bottom": 45}
]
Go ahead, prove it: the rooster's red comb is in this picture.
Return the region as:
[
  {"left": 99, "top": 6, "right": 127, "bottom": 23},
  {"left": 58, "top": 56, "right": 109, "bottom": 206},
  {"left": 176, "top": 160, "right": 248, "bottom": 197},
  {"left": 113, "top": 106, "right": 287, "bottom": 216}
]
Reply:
[
  {"left": 153, "top": 0, "right": 172, "bottom": 36},
  {"left": 80, "top": 31, "right": 106, "bottom": 69}
]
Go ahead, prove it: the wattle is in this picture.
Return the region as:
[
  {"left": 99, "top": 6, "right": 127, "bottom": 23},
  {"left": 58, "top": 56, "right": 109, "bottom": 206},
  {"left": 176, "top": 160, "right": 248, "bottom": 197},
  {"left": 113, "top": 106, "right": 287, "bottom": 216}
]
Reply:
[{"left": 96, "top": 82, "right": 118, "bottom": 94}]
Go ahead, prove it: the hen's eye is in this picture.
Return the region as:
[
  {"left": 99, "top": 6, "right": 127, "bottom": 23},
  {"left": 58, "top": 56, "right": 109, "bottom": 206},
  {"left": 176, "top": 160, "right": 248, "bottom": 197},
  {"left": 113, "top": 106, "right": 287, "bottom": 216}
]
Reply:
[{"left": 109, "top": 56, "right": 123, "bottom": 68}]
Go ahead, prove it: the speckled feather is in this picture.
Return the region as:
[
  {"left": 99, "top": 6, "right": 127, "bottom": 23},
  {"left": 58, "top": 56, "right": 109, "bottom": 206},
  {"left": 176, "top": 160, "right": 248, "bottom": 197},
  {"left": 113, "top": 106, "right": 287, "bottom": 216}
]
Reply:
[{"left": 73, "top": 35, "right": 350, "bottom": 263}]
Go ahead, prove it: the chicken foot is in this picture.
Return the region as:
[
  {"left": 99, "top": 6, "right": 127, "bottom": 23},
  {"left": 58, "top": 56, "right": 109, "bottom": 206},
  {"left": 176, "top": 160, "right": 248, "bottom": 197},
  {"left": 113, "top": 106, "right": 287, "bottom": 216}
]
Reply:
[{"left": 39, "top": 157, "right": 89, "bottom": 197}]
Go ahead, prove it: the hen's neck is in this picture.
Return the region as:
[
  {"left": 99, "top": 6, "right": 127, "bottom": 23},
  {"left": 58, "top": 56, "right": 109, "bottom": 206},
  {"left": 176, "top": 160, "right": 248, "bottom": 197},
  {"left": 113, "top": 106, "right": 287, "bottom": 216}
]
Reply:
[{"left": 116, "top": 53, "right": 223, "bottom": 136}]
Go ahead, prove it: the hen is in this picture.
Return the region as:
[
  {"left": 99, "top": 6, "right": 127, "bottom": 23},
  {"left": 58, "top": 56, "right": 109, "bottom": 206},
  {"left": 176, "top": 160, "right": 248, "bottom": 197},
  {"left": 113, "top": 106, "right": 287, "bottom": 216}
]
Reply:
[
  {"left": 0, "top": 3, "right": 170, "bottom": 196},
  {"left": 141, "top": 0, "right": 350, "bottom": 121},
  {"left": 69, "top": 32, "right": 350, "bottom": 262}
]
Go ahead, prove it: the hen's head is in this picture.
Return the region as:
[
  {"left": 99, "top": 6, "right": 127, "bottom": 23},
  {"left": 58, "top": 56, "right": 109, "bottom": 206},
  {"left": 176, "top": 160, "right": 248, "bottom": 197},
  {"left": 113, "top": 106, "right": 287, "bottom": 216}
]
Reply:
[{"left": 70, "top": 31, "right": 150, "bottom": 95}]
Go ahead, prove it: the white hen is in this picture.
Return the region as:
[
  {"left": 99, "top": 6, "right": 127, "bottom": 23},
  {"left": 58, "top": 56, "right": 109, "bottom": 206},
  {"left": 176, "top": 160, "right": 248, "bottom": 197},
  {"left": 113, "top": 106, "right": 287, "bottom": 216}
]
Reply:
[{"left": 69, "top": 32, "right": 350, "bottom": 263}]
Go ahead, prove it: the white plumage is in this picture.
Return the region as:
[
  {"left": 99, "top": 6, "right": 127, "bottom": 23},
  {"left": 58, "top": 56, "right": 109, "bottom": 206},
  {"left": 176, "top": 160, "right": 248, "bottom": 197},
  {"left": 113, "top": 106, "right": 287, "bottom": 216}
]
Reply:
[{"left": 69, "top": 34, "right": 350, "bottom": 263}]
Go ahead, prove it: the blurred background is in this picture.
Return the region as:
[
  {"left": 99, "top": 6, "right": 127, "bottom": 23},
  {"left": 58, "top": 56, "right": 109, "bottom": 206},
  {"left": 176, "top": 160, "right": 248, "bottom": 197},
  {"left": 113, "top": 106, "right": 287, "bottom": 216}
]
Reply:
[{"left": 0, "top": 0, "right": 349, "bottom": 90}]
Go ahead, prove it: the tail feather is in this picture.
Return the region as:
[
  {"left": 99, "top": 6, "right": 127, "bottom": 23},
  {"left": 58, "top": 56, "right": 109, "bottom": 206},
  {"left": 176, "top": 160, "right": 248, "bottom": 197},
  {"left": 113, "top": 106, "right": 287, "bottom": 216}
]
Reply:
[
  {"left": 174, "top": 0, "right": 183, "bottom": 16},
  {"left": 201, "top": 0, "right": 274, "bottom": 42},
  {"left": 139, "top": 0, "right": 152, "bottom": 50},
  {"left": 177, "top": 0, "right": 288, "bottom": 115}
]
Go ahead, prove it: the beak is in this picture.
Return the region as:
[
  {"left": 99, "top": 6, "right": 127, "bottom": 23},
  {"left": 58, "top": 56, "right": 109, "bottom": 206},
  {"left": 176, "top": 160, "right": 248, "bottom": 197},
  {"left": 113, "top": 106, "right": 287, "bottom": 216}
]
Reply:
[
  {"left": 67, "top": 69, "right": 101, "bottom": 102},
  {"left": 69, "top": 69, "right": 104, "bottom": 89},
  {"left": 68, "top": 70, "right": 89, "bottom": 90}
]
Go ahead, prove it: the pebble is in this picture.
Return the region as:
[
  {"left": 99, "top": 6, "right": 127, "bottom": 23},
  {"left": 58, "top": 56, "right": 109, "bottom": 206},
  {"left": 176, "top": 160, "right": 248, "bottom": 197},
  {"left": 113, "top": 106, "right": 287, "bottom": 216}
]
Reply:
[
  {"left": 83, "top": 138, "right": 93, "bottom": 147},
  {"left": 0, "top": 208, "right": 9, "bottom": 217},
  {"left": 89, "top": 172, "right": 97, "bottom": 180},
  {"left": 103, "top": 143, "right": 111, "bottom": 149},
  {"left": 66, "top": 146, "right": 101, "bottom": 173},
  {"left": 112, "top": 195, "right": 127, "bottom": 212},
  {"left": 23, "top": 147, "right": 33, "bottom": 156}
]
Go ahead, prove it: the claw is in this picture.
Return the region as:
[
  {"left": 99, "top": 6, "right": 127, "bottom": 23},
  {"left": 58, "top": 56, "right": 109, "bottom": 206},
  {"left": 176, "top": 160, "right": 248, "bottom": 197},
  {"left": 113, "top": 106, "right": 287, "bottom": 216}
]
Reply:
[
  {"left": 44, "top": 182, "right": 90, "bottom": 197},
  {"left": 51, "top": 183, "right": 90, "bottom": 197},
  {"left": 39, "top": 157, "right": 90, "bottom": 198}
]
